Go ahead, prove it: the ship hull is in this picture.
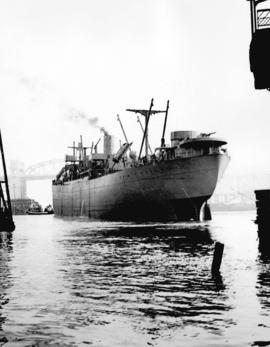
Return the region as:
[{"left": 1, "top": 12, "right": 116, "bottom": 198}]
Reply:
[{"left": 52, "top": 153, "right": 229, "bottom": 222}]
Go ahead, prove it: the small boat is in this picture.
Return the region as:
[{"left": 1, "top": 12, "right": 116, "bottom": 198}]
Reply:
[
  {"left": 26, "top": 203, "right": 54, "bottom": 215},
  {"left": 44, "top": 204, "right": 54, "bottom": 214}
]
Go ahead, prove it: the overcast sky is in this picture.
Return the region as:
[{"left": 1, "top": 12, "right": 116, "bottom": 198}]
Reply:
[{"left": 1, "top": 0, "right": 270, "bottom": 176}]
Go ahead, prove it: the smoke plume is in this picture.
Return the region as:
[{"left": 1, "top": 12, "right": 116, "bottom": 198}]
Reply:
[
  {"left": 67, "top": 108, "right": 109, "bottom": 135},
  {"left": 100, "top": 127, "right": 108, "bottom": 136}
]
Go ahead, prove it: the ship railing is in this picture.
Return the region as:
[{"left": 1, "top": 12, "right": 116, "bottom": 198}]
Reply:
[
  {"left": 209, "top": 147, "right": 223, "bottom": 154},
  {"left": 176, "top": 147, "right": 225, "bottom": 158},
  {"left": 175, "top": 149, "right": 204, "bottom": 158},
  {"left": 178, "top": 152, "right": 202, "bottom": 158}
]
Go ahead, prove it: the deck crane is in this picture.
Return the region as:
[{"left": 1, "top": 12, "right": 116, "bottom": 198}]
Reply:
[{"left": 116, "top": 114, "right": 132, "bottom": 154}]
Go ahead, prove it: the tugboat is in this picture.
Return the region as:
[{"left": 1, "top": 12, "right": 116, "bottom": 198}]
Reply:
[{"left": 52, "top": 99, "right": 230, "bottom": 222}]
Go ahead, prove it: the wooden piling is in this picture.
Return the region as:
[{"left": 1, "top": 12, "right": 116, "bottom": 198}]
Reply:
[
  {"left": 254, "top": 190, "right": 270, "bottom": 254},
  {"left": 211, "top": 242, "right": 224, "bottom": 274}
]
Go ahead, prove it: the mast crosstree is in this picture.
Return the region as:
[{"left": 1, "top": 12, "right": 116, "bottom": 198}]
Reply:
[{"left": 126, "top": 99, "right": 170, "bottom": 159}]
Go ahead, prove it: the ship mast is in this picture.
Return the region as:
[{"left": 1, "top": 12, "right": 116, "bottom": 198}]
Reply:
[
  {"left": 68, "top": 136, "right": 90, "bottom": 161},
  {"left": 137, "top": 116, "right": 152, "bottom": 154},
  {"left": 126, "top": 99, "right": 170, "bottom": 160}
]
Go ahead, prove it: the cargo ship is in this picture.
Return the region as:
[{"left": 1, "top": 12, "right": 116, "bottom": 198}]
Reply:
[{"left": 52, "top": 100, "right": 230, "bottom": 221}]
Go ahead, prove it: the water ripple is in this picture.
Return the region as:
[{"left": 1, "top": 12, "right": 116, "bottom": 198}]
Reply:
[{"left": 0, "top": 212, "right": 268, "bottom": 346}]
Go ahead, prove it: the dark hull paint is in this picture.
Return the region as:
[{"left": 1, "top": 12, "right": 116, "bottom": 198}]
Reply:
[
  {"left": 93, "top": 195, "right": 211, "bottom": 222},
  {"left": 52, "top": 153, "right": 229, "bottom": 222}
]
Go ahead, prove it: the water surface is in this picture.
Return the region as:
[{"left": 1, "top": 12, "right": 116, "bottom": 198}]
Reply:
[{"left": 1, "top": 211, "right": 270, "bottom": 346}]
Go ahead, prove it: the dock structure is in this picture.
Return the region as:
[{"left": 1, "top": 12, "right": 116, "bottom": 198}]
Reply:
[
  {"left": 255, "top": 190, "right": 270, "bottom": 226},
  {"left": 0, "top": 130, "right": 15, "bottom": 232},
  {"left": 255, "top": 189, "right": 270, "bottom": 253},
  {"left": 247, "top": 0, "right": 270, "bottom": 90}
]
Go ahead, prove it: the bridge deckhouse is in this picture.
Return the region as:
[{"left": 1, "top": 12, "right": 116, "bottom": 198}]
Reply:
[{"left": 154, "top": 130, "right": 228, "bottom": 159}]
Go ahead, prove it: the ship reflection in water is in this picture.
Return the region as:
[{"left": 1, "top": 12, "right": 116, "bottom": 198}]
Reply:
[{"left": 1, "top": 211, "right": 270, "bottom": 346}]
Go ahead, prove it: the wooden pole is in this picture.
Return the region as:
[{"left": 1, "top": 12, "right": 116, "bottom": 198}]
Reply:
[
  {"left": 211, "top": 242, "right": 224, "bottom": 274},
  {"left": 0, "top": 130, "right": 12, "bottom": 214},
  {"left": 0, "top": 129, "right": 15, "bottom": 232},
  {"left": 0, "top": 184, "right": 8, "bottom": 211},
  {"left": 250, "top": 0, "right": 256, "bottom": 35}
]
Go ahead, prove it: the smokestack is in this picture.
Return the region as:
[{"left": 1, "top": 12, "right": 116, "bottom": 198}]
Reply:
[{"left": 103, "top": 134, "right": 115, "bottom": 155}]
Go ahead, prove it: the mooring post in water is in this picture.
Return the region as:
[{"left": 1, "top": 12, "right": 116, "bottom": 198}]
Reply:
[{"left": 211, "top": 242, "right": 224, "bottom": 274}]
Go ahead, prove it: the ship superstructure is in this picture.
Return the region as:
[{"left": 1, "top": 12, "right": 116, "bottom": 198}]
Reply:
[{"left": 52, "top": 100, "right": 230, "bottom": 221}]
